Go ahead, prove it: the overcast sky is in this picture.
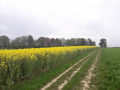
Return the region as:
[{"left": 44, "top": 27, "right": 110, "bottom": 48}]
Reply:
[{"left": 0, "top": 0, "right": 120, "bottom": 47}]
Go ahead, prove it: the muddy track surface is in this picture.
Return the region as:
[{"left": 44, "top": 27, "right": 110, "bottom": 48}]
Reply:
[
  {"left": 40, "top": 50, "right": 96, "bottom": 90},
  {"left": 81, "top": 50, "right": 101, "bottom": 90},
  {"left": 58, "top": 56, "right": 91, "bottom": 90}
]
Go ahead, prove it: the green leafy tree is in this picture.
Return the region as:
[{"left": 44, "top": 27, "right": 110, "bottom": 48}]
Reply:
[
  {"left": 0, "top": 35, "right": 10, "bottom": 49},
  {"left": 79, "top": 38, "right": 87, "bottom": 46},
  {"left": 54, "top": 38, "right": 62, "bottom": 46},
  {"left": 27, "top": 35, "right": 34, "bottom": 48},
  {"left": 87, "top": 38, "right": 93, "bottom": 46},
  {"left": 37, "top": 37, "right": 46, "bottom": 47},
  {"left": 11, "top": 36, "right": 28, "bottom": 49},
  {"left": 99, "top": 38, "right": 107, "bottom": 47},
  {"left": 92, "top": 41, "right": 96, "bottom": 46}
]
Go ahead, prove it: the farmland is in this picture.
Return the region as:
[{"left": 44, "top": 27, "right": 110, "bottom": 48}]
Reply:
[
  {"left": 1, "top": 47, "right": 120, "bottom": 90},
  {"left": 90, "top": 48, "right": 120, "bottom": 90},
  {"left": 0, "top": 46, "right": 96, "bottom": 89}
]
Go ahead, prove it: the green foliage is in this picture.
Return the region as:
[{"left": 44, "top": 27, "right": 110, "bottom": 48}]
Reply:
[
  {"left": 0, "top": 34, "right": 96, "bottom": 49},
  {"left": 93, "top": 48, "right": 120, "bottom": 90},
  {"left": 0, "top": 35, "right": 10, "bottom": 49},
  {"left": 99, "top": 38, "right": 107, "bottom": 47},
  {"left": 87, "top": 38, "right": 93, "bottom": 46}
]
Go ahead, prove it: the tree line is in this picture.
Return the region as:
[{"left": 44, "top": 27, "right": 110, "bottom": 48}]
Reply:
[{"left": 0, "top": 35, "right": 96, "bottom": 49}]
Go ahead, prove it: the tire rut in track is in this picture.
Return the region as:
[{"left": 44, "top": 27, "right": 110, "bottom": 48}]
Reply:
[
  {"left": 40, "top": 50, "right": 96, "bottom": 90},
  {"left": 58, "top": 56, "right": 91, "bottom": 90},
  {"left": 81, "top": 49, "right": 101, "bottom": 90}
]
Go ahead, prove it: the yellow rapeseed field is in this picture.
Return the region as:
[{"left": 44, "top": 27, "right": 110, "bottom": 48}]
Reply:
[{"left": 0, "top": 46, "right": 97, "bottom": 87}]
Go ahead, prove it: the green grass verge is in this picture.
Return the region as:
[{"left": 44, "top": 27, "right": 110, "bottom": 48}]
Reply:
[
  {"left": 2, "top": 48, "right": 97, "bottom": 90},
  {"left": 90, "top": 48, "right": 120, "bottom": 90}
]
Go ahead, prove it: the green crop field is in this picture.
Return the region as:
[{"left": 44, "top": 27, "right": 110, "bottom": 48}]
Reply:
[{"left": 90, "top": 48, "right": 120, "bottom": 90}]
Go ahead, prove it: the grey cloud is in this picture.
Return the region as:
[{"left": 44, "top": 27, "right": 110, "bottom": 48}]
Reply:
[{"left": 0, "top": 0, "right": 120, "bottom": 47}]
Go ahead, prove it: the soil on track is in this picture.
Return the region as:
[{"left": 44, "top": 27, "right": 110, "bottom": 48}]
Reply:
[
  {"left": 81, "top": 50, "right": 101, "bottom": 90},
  {"left": 40, "top": 50, "right": 96, "bottom": 90},
  {"left": 58, "top": 56, "right": 90, "bottom": 90}
]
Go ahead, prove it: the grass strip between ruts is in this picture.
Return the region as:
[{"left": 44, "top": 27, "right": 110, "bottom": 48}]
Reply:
[{"left": 63, "top": 49, "right": 100, "bottom": 90}]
